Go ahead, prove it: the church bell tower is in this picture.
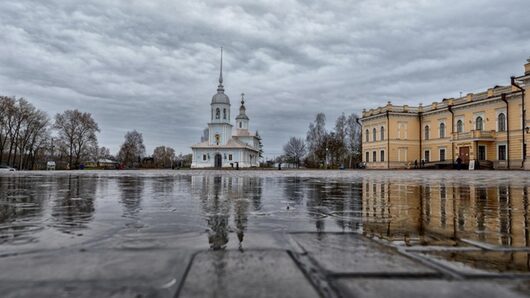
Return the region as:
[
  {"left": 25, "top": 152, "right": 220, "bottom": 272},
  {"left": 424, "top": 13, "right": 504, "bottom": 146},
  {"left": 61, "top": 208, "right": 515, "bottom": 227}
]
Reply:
[{"left": 208, "top": 48, "right": 232, "bottom": 146}]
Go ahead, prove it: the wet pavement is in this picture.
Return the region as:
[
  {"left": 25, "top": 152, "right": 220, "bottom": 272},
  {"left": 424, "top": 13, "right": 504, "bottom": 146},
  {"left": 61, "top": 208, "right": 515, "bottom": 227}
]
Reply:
[{"left": 1, "top": 170, "right": 530, "bottom": 297}]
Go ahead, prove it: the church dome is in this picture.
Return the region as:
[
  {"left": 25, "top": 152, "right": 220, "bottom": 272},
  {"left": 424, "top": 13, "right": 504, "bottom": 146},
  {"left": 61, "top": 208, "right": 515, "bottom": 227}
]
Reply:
[
  {"left": 212, "top": 91, "right": 230, "bottom": 104},
  {"left": 235, "top": 113, "right": 249, "bottom": 120}
]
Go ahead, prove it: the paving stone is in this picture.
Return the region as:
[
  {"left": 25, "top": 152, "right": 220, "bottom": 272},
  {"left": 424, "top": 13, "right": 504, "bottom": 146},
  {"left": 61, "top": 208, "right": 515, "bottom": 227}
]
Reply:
[
  {"left": 178, "top": 250, "right": 320, "bottom": 298},
  {"left": 292, "top": 233, "right": 437, "bottom": 275},
  {"left": 417, "top": 251, "right": 530, "bottom": 275},
  {"left": 0, "top": 248, "right": 192, "bottom": 287},
  {"left": 333, "top": 278, "right": 529, "bottom": 298},
  {"left": 1, "top": 281, "right": 164, "bottom": 298}
]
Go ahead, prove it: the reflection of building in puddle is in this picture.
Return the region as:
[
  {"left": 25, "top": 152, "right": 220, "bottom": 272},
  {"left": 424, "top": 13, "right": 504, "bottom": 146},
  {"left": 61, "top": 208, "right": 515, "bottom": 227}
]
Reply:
[
  {"left": 362, "top": 177, "right": 422, "bottom": 239},
  {"left": 362, "top": 178, "right": 530, "bottom": 271},
  {"left": 191, "top": 176, "right": 262, "bottom": 250},
  {"left": 51, "top": 176, "right": 96, "bottom": 234}
]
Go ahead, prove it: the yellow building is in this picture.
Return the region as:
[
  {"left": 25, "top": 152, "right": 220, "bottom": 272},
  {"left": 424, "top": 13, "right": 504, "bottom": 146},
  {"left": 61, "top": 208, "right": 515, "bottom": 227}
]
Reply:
[{"left": 361, "top": 59, "right": 530, "bottom": 169}]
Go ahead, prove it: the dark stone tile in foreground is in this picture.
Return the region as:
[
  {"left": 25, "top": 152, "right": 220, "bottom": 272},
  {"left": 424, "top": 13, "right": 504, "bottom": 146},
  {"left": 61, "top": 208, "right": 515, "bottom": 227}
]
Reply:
[
  {"left": 334, "top": 278, "right": 529, "bottom": 298},
  {"left": 178, "top": 250, "right": 320, "bottom": 298},
  {"left": 1, "top": 281, "right": 163, "bottom": 298},
  {"left": 293, "top": 233, "right": 437, "bottom": 275},
  {"left": 0, "top": 249, "right": 192, "bottom": 290}
]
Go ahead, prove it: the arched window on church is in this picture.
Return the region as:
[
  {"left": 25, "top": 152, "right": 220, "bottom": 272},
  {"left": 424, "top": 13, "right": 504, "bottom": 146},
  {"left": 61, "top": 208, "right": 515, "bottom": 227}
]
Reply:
[
  {"left": 239, "top": 121, "right": 242, "bottom": 128},
  {"left": 215, "top": 108, "right": 220, "bottom": 119},
  {"left": 215, "top": 134, "right": 220, "bottom": 145},
  {"left": 223, "top": 109, "right": 227, "bottom": 119}
]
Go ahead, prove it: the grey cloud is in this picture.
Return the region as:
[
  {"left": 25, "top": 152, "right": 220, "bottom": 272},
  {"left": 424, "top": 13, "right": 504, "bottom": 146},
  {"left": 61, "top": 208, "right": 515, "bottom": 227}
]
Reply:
[{"left": 1, "top": 0, "right": 529, "bottom": 157}]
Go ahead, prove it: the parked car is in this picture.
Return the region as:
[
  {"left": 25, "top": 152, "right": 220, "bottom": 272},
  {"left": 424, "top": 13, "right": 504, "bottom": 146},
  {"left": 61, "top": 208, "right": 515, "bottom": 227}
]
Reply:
[{"left": 0, "top": 165, "right": 16, "bottom": 172}]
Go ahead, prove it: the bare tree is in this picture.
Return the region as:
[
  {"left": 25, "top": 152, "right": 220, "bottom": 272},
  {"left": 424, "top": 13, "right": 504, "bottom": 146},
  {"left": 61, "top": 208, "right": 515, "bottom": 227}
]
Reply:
[
  {"left": 346, "top": 113, "right": 362, "bottom": 168},
  {"left": 153, "top": 146, "right": 176, "bottom": 168},
  {"left": 306, "top": 113, "right": 327, "bottom": 166},
  {"left": 0, "top": 97, "right": 50, "bottom": 169},
  {"left": 98, "top": 146, "right": 112, "bottom": 160},
  {"left": 54, "top": 109, "right": 100, "bottom": 169},
  {"left": 118, "top": 130, "right": 145, "bottom": 168},
  {"left": 0, "top": 96, "right": 16, "bottom": 164},
  {"left": 333, "top": 113, "right": 348, "bottom": 166},
  {"left": 283, "top": 137, "right": 306, "bottom": 167}
]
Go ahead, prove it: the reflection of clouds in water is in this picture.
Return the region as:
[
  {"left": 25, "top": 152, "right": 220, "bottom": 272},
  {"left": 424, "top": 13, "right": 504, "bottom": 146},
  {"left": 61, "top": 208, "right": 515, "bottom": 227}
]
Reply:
[{"left": 51, "top": 176, "right": 96, "bottom": 234}]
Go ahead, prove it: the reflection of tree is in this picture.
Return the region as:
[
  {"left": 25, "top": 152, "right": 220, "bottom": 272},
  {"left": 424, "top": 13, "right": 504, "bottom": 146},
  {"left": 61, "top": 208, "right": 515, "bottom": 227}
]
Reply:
[
  {"left": 305, "top": 179, "right": 360, "bottom": 232},
  {"left": 119, "top": 177, "right": 144, "bottom": 218},
  {"left": 51, "top": 176, "right": 96, "bottom": 234},
  {"left": 0, "top": 176, "right": 45, "bottom": 243},
  {"left": 283, "top": 177, "right": 305, "bottom": 206}
]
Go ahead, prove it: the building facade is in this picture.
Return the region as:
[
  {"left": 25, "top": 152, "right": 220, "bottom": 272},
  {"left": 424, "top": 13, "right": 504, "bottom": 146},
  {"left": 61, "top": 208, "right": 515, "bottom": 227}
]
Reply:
[
  {"left": 191, "top": 51, "right": 261, "bottom": 168},
  {"left": 361, "top": 59, "right": 530, "bottom": 169}
]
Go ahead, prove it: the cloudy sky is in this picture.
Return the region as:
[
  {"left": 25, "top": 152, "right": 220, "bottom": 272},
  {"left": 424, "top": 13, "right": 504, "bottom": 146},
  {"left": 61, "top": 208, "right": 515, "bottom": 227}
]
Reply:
[{"left": 1, "top": 0, "right": 529, "bottom": 157}]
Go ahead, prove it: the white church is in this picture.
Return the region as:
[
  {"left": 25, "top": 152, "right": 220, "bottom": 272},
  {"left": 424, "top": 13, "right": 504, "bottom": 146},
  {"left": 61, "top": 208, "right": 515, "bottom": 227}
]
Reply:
[{"left": 191, "top": 51, "right": 262, "bottom": 168}]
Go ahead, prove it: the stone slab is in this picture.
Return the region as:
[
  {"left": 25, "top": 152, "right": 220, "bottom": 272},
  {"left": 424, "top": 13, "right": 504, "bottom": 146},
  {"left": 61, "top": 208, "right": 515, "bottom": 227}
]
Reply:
[
  {"left": 333, "top": 278, "right": 529, "bottom": 298},
  {"left": 292, "top": 233, "right": 437, "bottom": 275},
  {"left": 0, "top": 248, "right": 192, "bottom": 287},
  {"left": 0, "top": 281, "right": 165, "bottom": 298},
  {"left": 178, "top": 250, "right": 320, "bottom": 298},
  {"left": 418, "top": 251, "right": 530, "bottom": 275}
]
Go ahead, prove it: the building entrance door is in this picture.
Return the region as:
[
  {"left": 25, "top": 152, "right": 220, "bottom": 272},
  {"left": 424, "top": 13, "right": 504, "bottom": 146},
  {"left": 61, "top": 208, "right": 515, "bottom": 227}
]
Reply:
[
  {"left": 459, "top": 147, "right": 470, "bottom": 163},
  {"left": 215, "top": 154, "right": 222, "bottom": 168},
  {"left": 478, "top": 145, "right": 486, "bottom": 161}
]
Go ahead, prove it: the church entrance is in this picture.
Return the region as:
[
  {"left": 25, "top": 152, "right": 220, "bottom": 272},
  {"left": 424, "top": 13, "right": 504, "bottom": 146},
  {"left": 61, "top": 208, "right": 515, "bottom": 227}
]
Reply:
[{"left": 214, "top": 154, "right": 222, "bottom": 168}]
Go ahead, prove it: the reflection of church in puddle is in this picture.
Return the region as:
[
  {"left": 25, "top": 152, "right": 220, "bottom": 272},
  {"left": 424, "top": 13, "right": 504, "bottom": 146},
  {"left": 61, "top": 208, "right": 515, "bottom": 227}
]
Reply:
[
  {"left": 191, "top": 49, "right": 261, "bottom": 168},
  {"left": 191, "top": 176, "right": 262, "bottom": 249}
]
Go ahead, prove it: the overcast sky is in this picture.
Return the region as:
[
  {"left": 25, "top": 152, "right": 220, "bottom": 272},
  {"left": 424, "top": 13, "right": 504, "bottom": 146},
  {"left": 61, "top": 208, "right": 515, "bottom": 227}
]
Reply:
[{"left": 1, "top": 0, "right": 529, "bottom": 157}]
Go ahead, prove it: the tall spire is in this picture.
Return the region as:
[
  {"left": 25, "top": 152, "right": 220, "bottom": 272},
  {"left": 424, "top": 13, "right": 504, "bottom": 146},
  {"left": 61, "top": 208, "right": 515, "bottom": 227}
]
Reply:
[{"left": 218, "top": 47, "right": 223, "bottom": 88}]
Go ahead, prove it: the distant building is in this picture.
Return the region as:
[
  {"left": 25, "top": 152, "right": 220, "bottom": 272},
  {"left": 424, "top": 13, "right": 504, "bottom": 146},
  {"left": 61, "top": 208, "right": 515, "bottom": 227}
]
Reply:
[
  {"left": 361, "top": 59, "right": 530, "bottom": 169},
  {"left": 84, "top": 159, "right": 119, "bottom": 169},
  {"left": 191, "top": 50, "right": 261, "bottom": 168}
]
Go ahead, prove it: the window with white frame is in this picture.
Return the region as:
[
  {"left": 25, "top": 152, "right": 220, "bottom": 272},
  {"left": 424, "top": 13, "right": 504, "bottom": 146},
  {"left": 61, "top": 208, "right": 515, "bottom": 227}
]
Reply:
[
  {"left": 498, "top": 145, "right": 507, "bottom": 161},
  {"left": 439, "top": 122, "right": 445, "bottom": 138},
  {"left": 475, "top": 116, "right": 483, "bottom": 131},
  {"left": 456, "top": 120, "right": 463, "bottom": 133},
  {"left": 498, "top": 113, "right": 506, "bottom": 132}
]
